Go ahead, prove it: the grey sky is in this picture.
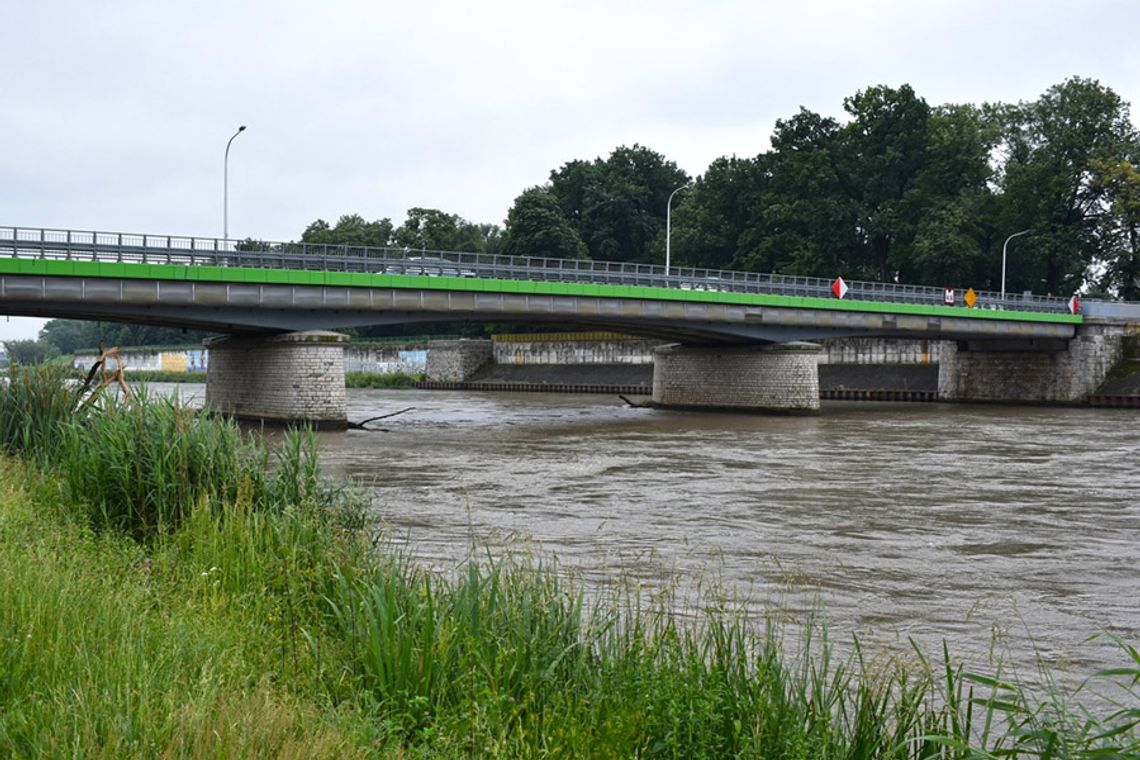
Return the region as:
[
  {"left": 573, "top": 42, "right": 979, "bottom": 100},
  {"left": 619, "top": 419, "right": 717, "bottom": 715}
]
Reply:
[{"left": 2, "top": 0, "right": 1138, "bottom": 341}]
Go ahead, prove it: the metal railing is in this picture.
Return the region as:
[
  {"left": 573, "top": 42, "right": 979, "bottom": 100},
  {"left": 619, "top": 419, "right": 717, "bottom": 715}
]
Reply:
[{"left": 0, "top": 225, "right": 1077, "bottom": 314}]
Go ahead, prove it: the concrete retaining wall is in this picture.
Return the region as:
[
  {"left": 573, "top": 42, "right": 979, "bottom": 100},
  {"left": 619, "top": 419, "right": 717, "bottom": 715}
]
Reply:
[{"left": 424, "top": 340, "right": 493, "bottom": 382}]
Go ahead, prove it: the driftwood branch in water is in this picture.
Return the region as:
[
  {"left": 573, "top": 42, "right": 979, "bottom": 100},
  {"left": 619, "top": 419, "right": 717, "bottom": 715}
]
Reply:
[
  {"left": 618, "top": 395, "right": 650, "bottom": 408},
  {"left": 348, "top": 406, "right": 416, "bottom": 430}
]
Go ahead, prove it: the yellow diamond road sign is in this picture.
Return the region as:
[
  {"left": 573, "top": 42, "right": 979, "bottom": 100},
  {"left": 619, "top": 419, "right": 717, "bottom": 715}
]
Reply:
[{"left": 964, "top": 288, "right": 977, "bottom": 308}]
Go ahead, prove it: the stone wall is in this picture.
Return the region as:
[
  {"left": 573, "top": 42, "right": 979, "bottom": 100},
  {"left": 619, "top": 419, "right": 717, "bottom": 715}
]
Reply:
[
  {"left": 204, "top": 331, "right": 347, "bottom": 427},
  {"left": 937, "top": 321, "right": 1126, "bottom": 402},
  {"left": 424, "top": 340, "right": 493, "bottom": 382},
  {"left": 817, "top": 337, "right": 943, "bottom": 365},
  {"left": 492, "top": 333, "right": 660, "bottom": 365},
  {"left": 652, "top": 342, "right": 822, "bottom": 411}
]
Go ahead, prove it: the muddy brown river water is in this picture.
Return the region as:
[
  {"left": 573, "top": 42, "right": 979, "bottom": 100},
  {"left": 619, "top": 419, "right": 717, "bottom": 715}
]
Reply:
[{"left": 164, "top": 384, "right": 1140, "bottom": 684}]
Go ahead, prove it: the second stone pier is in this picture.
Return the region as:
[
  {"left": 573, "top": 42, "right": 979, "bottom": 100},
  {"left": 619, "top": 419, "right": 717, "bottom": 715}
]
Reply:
[{"left": 651, "top": 342, "right": 823, "bottom": 412}]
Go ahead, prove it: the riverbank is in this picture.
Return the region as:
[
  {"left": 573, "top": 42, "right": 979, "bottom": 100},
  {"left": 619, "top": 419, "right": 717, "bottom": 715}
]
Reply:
[{"left": 1, "top": 367, "right": 1137, "bottom": 757}]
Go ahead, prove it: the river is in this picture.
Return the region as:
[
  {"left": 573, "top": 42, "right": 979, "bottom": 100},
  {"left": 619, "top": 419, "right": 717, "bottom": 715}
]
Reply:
[{"left": 163, "top": 384, "right": 1140, "bottom": 684}]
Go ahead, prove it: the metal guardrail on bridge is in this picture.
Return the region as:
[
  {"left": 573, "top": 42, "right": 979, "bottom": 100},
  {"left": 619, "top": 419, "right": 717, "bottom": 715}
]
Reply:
[{"left": 0, "top": 224, "right": 1083, "bottom": 315}]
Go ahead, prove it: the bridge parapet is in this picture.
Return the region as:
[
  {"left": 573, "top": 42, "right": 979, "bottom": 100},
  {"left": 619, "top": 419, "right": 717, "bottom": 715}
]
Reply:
[{"left": 0, "top": 224, "right": 1078, "bottom": 315}]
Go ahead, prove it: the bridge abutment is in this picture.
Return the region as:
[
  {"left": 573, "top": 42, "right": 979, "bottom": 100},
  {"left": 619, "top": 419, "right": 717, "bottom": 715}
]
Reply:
[
  {"left": 205, "top": 331, "right": 348, "bottom": 428},
  {"left": 424, "top": 339, "right": 493, "bottom": 381},
  {"left": 652, "top": 342, "right": 823, "bottom": 412},
  {"left": 937, "top": 321, "right": 1126, "bottom": 403}
]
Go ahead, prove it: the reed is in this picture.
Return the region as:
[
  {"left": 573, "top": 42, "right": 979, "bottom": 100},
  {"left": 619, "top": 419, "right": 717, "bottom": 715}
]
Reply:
[{"left": 0, "top": 363, "right": 80, "bottom": 462}]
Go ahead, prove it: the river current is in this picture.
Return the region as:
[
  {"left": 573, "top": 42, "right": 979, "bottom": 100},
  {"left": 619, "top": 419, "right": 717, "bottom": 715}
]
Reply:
[{"left": 165, "top": 384, "right": 1140, "bottom": 683}]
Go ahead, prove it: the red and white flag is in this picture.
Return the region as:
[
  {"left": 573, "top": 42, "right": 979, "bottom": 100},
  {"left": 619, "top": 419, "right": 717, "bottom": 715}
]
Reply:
[
  {"left": 1068, "top": 294, "right": 1080, "bottom": 314},
  {"left": 832, "top": 277, "right": 848, "bottom": 299}
]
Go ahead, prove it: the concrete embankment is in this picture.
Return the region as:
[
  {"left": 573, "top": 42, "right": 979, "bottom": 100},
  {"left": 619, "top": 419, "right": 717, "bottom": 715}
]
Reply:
[{"left": 416, "top": 333, "right": 944, "bottom": 402}]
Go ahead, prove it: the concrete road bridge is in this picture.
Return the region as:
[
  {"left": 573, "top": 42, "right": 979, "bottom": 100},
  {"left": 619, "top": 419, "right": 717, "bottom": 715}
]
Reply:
[{"left": 0, "top": 225, "right": 1134, "bottom": 425}]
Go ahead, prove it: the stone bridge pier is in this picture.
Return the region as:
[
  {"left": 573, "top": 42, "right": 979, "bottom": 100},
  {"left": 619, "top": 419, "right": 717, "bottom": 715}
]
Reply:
[
  {"left": 651, "top": 342, "right": 823, "bottom": 412},
  {"left": 205, "top": 331, "right": 348, "bottom": 428}
]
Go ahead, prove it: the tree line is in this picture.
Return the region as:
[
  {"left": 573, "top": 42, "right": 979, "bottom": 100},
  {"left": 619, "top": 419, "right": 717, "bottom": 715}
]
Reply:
[
  {"left": 21, "top": 76, "right": 1140, "bottom": 355},
  {"left": 300, "top": 77, "right": 1140, "bottom": 301}
]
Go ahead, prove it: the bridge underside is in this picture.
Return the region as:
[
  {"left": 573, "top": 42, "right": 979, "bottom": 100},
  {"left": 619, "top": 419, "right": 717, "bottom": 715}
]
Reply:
[{"left": 0, "top": 275, "right": 1077, "bottom": 345}]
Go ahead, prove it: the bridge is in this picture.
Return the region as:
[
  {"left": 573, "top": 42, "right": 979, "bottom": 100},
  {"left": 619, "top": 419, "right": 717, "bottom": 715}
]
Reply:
[{"left": 0, "top": 225, "right": 1131, "bottom": 424}]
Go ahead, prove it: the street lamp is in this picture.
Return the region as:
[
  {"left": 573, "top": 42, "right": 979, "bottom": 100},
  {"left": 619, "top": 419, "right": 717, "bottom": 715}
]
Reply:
[
  {"left": 665, "top": 182, "right": 691, "bottom": 273},
  {"left": 223, "top": 125, "right": 247, "bottom": 243},
  {"left": 1000, "top": 228, "right": 1032, "bottom": 300}
]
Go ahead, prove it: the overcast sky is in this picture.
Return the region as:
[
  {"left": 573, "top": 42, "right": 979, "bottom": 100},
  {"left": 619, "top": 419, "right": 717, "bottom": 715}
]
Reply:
[{"left": 2, "top": 0, "right": 1138, "bottom": 342}]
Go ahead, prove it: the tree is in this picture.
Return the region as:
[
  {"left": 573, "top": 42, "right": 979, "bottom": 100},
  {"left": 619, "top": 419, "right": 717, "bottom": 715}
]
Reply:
[
  {"left": 756, "top": 107, "right": 863, "bottom": 277},
  {"left": 3, "top": 339, "right": 59, "bottom": 365},
  {"left": 993, "top": 77, "right": 1140, "bottom": 295},
  {"left": 904, "top": 104, "right": 1002, "bottom": 287},
  {"left": 38, "top": 320, "right": 209, "bottom": 353},
  {"left": 837, "top": 84, "right": 934, "bottom": 281},
  {"left": 394, "top": 208, "right": 502, "bottom": 253},
  {"left": 548, "top": 144, "right": 689, "bottom": 263},
  {"left": 668, "top": 155, "right": 770, "bottom": 271},
  {"left": 301, "top": 214, "right": 394, "bottom": 248},
  {"left": 1092, "top": 158, "right": 1140, "bottom": 299},
  {"left": 752, "top": 87, "right": 1004, "bottom": 287},
  {"left": 502, "top": 187, "right": 588, "bottom": 259}
]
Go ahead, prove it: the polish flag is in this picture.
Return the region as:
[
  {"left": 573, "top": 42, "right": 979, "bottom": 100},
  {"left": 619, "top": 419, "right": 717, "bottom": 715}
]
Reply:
[{"left": 1068, "top": 295, "right": 1080, "bottom": 314}]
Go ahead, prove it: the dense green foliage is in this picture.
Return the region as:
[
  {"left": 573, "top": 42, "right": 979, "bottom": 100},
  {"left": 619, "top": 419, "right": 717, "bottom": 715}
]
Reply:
[
  {"left": 301, "top": 208, "right": 502, "bottom": 254},
  {"left": 502, "top": 186, "right": 589, "bottom": 260},
  {"left": 37, "top": 320, "right": 211, "bottom": 355},
  {"left": 0, "top": 366, "right": 1138, "bottom": 757},
  {"left": 671, "top": 79, "right": 1140, "bottom": 295},
  {"left": 546, "top": 144, "right": 691, "bottom": 263},
  {"left": 1, "top": 339, "right": 59, "bottom": 366}
]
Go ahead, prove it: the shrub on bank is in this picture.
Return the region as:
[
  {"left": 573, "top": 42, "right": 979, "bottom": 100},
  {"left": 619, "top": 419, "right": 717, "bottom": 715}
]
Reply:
[{"left": 0, "top": 364, "right": 1136, "bottom": 757}]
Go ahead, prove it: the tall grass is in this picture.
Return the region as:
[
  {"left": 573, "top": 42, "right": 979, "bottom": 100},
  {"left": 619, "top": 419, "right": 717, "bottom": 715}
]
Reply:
[
  {"left": 0, "top": 364, "right": 1136, "bottom": 757},
  {"left": 0, "top": 366, "right": 345, "bottom": 536},
  {"left": 345, "top": 371, "right": 422, "bottom": 389},
  {"left": 0, "top": 363, "right": 80, "bottom": 460}
]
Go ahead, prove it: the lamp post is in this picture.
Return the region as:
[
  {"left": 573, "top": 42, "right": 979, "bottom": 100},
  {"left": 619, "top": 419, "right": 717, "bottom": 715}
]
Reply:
[
  {"left": 665, "top": 182, "right": 691, "bottom": 273},
  {"left": 223, "top": 125, "right": 247, "bottom": 244},
  {"left": 1000, "top": 228, "right": 1032, "bottom": 300}
]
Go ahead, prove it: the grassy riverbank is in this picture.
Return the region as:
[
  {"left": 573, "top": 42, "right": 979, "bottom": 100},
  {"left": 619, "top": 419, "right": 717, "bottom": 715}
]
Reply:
[{"left": 0, "top": 366, "right": 1137, "bottom": 758}]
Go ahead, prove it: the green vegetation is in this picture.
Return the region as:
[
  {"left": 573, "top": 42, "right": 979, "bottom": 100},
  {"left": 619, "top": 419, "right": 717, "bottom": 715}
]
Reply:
[
  {"left": 2, "top": 338, "right": 59, "bottom": 366},
  {"left": 345, "top": 371, "right": 422, "bottom": 389},
  {"left": 39, "top": 320, "right": 211, "bottom": 355},
  {"left": 116, "top": 369, "right": 206, "bottom": 383},
  {"left": 1, "top": 364, "right": 1138, "bottom": 757}
]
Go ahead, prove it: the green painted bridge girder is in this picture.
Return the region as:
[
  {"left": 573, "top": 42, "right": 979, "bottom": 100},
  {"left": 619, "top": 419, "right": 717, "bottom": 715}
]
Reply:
[{"left": 0, "top": 257, "right": 1083, "bottom": 326}]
